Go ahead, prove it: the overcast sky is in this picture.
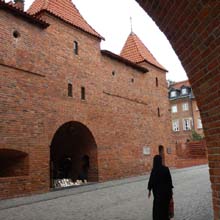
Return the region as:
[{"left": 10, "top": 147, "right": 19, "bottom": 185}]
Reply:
[{"left": 8, "top": 0, "right": 188, "bottom": 82}]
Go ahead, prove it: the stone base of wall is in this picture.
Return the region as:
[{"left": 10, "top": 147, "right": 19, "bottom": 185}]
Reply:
[{"left": 175, "top": 158, "right": 208, "bottom": 169}]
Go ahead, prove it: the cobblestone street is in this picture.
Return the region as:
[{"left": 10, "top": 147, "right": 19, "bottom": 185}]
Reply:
[{"left": 0, "top": 165, "right": 213, "bottom": 220}]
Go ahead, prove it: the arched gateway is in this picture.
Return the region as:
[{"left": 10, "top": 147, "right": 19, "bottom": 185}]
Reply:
[
  {"left": 50, "top": 121, "right": 98, "bottom": 188},
  {"left": 136, "top": 1, "right": 220, "bottom": 218}
]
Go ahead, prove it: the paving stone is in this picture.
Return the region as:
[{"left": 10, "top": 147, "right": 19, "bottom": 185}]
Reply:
[{"left": 0, "top": 165, "right": 212, "bottom": 220}]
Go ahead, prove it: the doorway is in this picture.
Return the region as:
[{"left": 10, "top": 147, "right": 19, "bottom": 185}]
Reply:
[{"left": 50, "top": 121, "right": 98, "bottom": 188}]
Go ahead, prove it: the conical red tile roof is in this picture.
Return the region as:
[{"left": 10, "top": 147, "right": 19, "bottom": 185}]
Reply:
[
  {"left": 120, "top": 32, "right": 166, "bottom": 71},
  {"left": 28, "top": 0, "right": 103, "bottom": 40}
]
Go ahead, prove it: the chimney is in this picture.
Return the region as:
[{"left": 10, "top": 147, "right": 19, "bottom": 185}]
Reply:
[{"left": 14, "top": 0, "right": 24, "bottom": 11}]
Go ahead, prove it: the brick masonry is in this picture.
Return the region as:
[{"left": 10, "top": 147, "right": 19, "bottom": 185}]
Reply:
[
  {"left": 176, "top": 140, "right": 208, "bottom": 168},
  {"left": 136, "top": 0, "right": 220, "bottom": 219},
  {"left": 0, "top": 4, "right": 175, "bottom": 199}
]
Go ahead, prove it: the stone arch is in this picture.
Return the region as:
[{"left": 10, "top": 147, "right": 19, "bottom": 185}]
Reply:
[
  {"left": 50, "top": 121, "right": 98, "bottom": 187},
  {"left": 136, "top": 0, "right": 220, "bottom": 218},
  {"left": 0, "top": 149, "right": 29, "bottom": 177}
]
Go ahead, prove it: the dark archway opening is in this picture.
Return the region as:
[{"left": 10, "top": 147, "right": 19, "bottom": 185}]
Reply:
[
  {"left": 50, "top": 121, "right": 98, "bottom": 188},
  {"left": 158, "top": 145, "right": 165, "bottom": 165}
]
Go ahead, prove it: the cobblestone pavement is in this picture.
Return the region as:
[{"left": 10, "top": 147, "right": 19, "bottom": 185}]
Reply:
[{"left": 0, "top": 165, "right": 213, "bottom": 220}]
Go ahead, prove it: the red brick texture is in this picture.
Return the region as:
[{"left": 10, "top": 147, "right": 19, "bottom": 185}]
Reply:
[
  {"left": 136, "top": 0, "right": 220, "bottom": 218},
  {"left": 176, "top": 140, "right": 208, "bottom": 168},
  {"left": 175, "top": 158, "right": 208, "bottom": 169},
  {"left": 0, "top": 3, "right": 175, "bottom": 199}
]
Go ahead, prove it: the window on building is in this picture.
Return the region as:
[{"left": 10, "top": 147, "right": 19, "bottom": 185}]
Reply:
[
  {"left": 181, "top": 88, "right": 187, "bottom": 95},
  {"left": 198, "top": 118, "right": 203, "bottom": 129},
  {"left": 170, "top": 91, "right": 177, "bottom": 98},
  {"left": 81, "top": 87, "right": 85, "bottom": 100},
  {"left": 172, "top": 119, "right": 179, "bottom": 132},
  {"left": 73, "top": 41, "right": 78, "bottom": 55},
  {"left": 68, "top": 83, "right": 72, "bottom": 97},
  {"left": 157, "top": 107, "right": 160, "bottom": 117},
  {"left": 156, "top": 77, "right": 158, "bottom": 87},
  {"left": 183, "top": 118, "right": 191, "bottom": 130},
  {"left": 171, "top": 105, "right": 178, "bottom": 113},
  {"left": 13, "top": 30, "right": 20, "bottom": 38},
  {"left": 182, "top": 102, "right": 189, "bottom": 111}
]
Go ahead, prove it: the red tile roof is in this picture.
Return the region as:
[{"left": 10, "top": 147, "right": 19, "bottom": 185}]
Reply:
[
  {"left": 120, "top": 32, "right": 167, "bottom": 72},
  {"left": 171, "top": 80, "right": 190, "bottom": 89},
  {"left": 28, "top": 0, "right": 104, "bottom": 40},
  {"left": 0, "top": 0, "right": 49, "bottom": 28},
  {"left": 101, "top": 50, "right": 148, "bottom": 73}
]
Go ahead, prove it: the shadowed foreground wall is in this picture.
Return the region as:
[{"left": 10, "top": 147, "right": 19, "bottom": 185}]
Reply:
[{"left": 136, "top": 0, "right": 220, "bottom": 219}]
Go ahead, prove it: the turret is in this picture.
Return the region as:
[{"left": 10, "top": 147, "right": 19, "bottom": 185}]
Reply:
[{"left": 14, "top": 0, "right": 24, "bottom": 11}]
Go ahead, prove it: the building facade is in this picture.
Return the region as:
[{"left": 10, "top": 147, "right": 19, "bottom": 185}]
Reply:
[
  {"left": 169, "top": 80, "right": 204, "bottom": 145},
  {"left": 0, "top": 0, "right": 174, "bottom": 199}
]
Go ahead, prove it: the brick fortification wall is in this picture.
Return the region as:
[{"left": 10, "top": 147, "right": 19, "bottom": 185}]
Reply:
[
  {"left": 176, "top": 140, "right": 208, "bottom": 168},
  {"left": 0, "top": 6, "right": 174, "bottom": 198}
]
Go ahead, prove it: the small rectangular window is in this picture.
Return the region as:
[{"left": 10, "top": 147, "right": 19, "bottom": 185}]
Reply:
[
  {"left": 181, "top": 88, "right": 187, "bottom": 95},
  {"left": 81, "top": 87, "right": 85, "bottom": 100},
  {"left": 68, "top": 83, "right": 72, "bottom": 97},
  {"left": 171, "top": 105, "right": 177, "bottom": 113},
  {"left": 172, "top": 119, "right": 179, "bottom": 132},
  {"left": 182, "top": 102, "right": 189, "bottom": 111},
  {"left": 157, "top": 107, "right": 160, "bottom": 117},
  {"left": 170, "top": 91, "right": 176, "bottom": 97},
  {"left": 156, "top": 77, "right": 158, "bottom": 87},
  {"left": 74, "top": 41, "right": 78, "bottom": 55},
  {"left": 183, "top": 118, "right": 191, "bottom": 130}
]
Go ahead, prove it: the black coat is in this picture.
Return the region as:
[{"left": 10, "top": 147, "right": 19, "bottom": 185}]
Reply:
[{"left": 148, "top": 165, "right": 173, "bottom": 220}]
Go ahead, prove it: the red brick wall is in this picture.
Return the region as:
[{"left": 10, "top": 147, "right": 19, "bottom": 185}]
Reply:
[
  {"left": 176, "top": 140, "right": 208, "bottom": 168},
  {"left": 187, "top": 140, "right": 207, "bottom": 158},
  {"left": 136, "top": 0, "right": 220, "bottom": 218},
  {"left": 0, "top": 9, "right": 174, "bottom": 198},
  {"left": 175, "top": 158, "right": 208, "bottom": 169}
]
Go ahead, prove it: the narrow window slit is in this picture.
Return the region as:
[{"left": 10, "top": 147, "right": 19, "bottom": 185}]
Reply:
[
  {"left": 68, "top": 83, "right": 73, "bottom": 97},
  {"left": 81, "top": 87, "right": 85, "bottom": 100},
  {"left": 73, "top": 41, "right": 78, "bottom": 55}
]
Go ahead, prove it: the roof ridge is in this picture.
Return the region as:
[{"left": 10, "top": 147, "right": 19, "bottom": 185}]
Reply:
[
  {"left": 131, "top": 33, "right": 145, "bottom": 61},
  {"left": 43, "top": 0, "right": 49, "bottom": 9},
  {"left": 0, "top": 0, "right": 49, "bottom": 28},
  {"left": 101, "top": 50, "right": 148, "bottom": 73},
  {"left": 27, "top": 0, "right": 104, "bottom": 40},
  {"left": 70, "top": 0, "right": 102, "bottom": 40},
  {"left": 120, "top": 32, "right": 167, "bottom": 71},
  {"left": 133, "top": 33, "right": 166, "bottom": 70},
  {"left": 175, "top": 79, "right": 189, "bottom": 84}
]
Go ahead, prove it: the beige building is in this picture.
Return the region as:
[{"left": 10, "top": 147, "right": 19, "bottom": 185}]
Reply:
[{"left": 169, "top": 80, "right": 204, "bottom": 145}]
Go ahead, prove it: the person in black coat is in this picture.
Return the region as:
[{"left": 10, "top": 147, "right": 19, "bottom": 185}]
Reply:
[{"left": 148, "top": 155, "right": 174, "bottom": 220}]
